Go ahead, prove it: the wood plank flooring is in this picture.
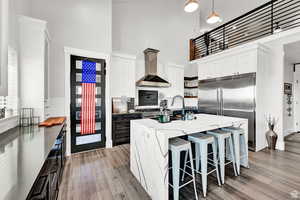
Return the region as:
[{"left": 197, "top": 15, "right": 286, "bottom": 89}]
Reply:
[
  {"left": 58, "top": 144, "right": 300, "bottom": 200},
  {"left": 285, "top": 132, "right": 300, "bottom": 155}
]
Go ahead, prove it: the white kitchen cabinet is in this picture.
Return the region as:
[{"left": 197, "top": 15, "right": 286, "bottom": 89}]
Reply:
[
  {"left": 166, "top": 63, "right": 184, "bottom": 97},
  {"left": 237, "top": 50, "right": 257, "bottom": 74},
  {"left": 110, "top": 53, "right": 136, "bottom": 98},
  {"left": 196, "top": 44, "right": 263, "bottom": 80},
  {"left": 19, "top": 16, "right": 50, "bottom": 121}
]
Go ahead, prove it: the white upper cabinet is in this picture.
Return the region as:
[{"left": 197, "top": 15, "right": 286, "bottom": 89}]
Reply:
[
  {"left": 19, "top": 16, "right": 50, "bottom": 120},
  {"left": 0, "top": 0, "right": 8, "bottom": 96},
  {"left": 237, "top": 50, "right": 257, "bottom": 75},
  {"left": 197, "top": 44, "right": 263, "bottom": 80},
  {"left": 166, "top": 63, "right": 184, "bottom": 97},
  {"left": 110, "top": 53, "right": 136, "bottom": 98}
]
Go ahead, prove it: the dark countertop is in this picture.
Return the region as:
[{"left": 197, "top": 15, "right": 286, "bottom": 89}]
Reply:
[
  {"left": 112, "top": 112, "right": 143, "bottom": 116},
  {"left": 0, "top": 124, "right": 65, "bottom": 200}
]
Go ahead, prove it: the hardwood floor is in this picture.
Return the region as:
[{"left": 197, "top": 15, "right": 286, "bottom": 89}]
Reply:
[
  {"left": 58, "top": 144, "right": 300, "bottom": 200},
  {"left": 285, "top": 132, "right": 300, "bottom": 155}
]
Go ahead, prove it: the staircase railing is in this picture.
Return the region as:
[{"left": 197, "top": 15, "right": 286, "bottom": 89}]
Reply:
[{"left": 190, "top": 0, "right": 300, "bottom": 61}]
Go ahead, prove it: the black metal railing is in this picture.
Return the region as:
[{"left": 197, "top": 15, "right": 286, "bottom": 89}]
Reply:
[{"left": 190, "top": 0, "right": 300, "bottom": 60}]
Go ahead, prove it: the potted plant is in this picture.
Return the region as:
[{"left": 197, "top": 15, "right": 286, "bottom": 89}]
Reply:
[{"left": 265, "top": 114, "right": 278, "bottom": 150}]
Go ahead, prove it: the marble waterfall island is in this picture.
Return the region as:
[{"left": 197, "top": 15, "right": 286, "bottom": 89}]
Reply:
[{"left": 130, "top": 114, "right": 248, "bottom": 200}]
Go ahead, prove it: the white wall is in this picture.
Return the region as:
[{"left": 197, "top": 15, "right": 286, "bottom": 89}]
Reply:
[
  {"left": 0, "top": 0, "right": 30, "bottom": 97},
  {"left": 184, "top": 63, "right": 198, "bottom": 77},
  {"left": 9, "top": 0, "right": 30, "bottom": 50},
  {"left": 245, "top": 28, "right": 300, "bottom": 150},
  {"left": 283, "top": 57, "right": 294, "bottom": 136},
  {"left": 0, "top": 0, "right": 9, "bottom": 96},
  {"left": 112, "top": 0, "right": 197, "bottom": 66},
  {"left": 294, "top": 64, "right": 300, "bottom": 132},
  {"left": 29, "top": 0, "right": 112, "bottom": 98},
  {"left": 28, "top": 0, "right": 112, "bottom": 154}
]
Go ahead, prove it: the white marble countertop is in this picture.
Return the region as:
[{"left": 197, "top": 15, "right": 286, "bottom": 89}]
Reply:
[
  {"left": 0, "top": 124, "right": 65, "bottom": 200},
  {"left": 132, "top": 114, "right": 247, "bottom": 139}
]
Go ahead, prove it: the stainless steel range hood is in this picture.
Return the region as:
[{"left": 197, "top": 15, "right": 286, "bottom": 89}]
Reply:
[{"left": 136, "top": 48, "right": 171, "bottom": 88}]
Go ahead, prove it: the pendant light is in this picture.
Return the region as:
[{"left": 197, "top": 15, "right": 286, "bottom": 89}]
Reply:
[
  {"left": 207, "top": 0, "right": 221, "bottom": 24},
  {"left": 184, "top": 0, "right": 199, "bottom": 13}
]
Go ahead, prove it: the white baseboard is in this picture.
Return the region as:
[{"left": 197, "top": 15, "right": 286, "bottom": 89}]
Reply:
[
  {"left": 276, "top": 140, "right": 285, "bottom": 151},
  {"left": 106, "top": 139, "right": 113, "bottom": 148}
]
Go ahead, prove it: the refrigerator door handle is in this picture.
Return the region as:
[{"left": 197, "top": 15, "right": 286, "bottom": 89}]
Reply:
[
  {"left": 217, "top": 88, "right": 220, "bottom": 115},
  {"left": 220, "top": 88, "right": 224, "bottom": 115}
]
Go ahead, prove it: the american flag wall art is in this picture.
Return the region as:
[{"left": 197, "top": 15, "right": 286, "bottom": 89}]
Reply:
[{"left": 80, "top": 60, "right": 96, "bottom": 135}]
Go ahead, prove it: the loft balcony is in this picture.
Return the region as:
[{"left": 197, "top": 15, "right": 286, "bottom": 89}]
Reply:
[{"left": 189, "top": 0, "right": 300, "bottom": 61}]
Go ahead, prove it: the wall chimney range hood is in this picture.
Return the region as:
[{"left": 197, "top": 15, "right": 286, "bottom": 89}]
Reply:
[{"left": 136, "top": 48, "right": 171, "bottom": 88}]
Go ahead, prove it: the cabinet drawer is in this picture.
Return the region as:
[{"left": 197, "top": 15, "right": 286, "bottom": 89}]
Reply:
[
  {"left": 114, "top": 123, "right": 130, "bottom": 130},
  {"left": 113, "top": 137, "right": 130, "bottom": 145},
  {"left": 112, "top": 113, "right": 142, "bottom": 146},
  {"left": 114, "top": 130, "right": 129, "bottom": 138},
  {"left": 112, "top": 113, "right": 142, "bottom": 121}
]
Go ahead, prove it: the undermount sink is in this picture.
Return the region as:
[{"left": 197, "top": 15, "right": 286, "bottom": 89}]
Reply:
[{"left": 151, "top": 114, "right": 183, "bottom": 123}]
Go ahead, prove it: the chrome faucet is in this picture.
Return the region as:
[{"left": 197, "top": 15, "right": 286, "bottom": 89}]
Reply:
[{"left": 171, "top": 95, "right": 185, "bottom": 119}]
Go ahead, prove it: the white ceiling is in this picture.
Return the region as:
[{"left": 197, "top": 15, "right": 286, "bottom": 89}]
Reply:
[
  {"left": 285, "top": 41, "right": 300, "bottom": 64},
  {"left": 112, "top": 0, "right": 271, "bottom": 37},
  {"left": 196, "top": 0, "right": 270, "bottom": 34}
]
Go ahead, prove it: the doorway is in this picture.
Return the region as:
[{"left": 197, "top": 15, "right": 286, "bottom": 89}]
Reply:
[
  {"left": 294, "top": 64, "right": 300, "bottom": 132},
  {"left": 70, "top": 55, "right": 106, "bottom": 153}
]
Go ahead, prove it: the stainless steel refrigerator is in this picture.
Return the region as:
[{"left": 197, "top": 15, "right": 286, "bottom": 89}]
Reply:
[{"left": 198, "top": 73, "right": 256, "bottom": 151}]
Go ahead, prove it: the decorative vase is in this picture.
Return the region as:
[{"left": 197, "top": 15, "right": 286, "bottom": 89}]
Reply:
[{"left": 266, "top": 129, "right": 278, "bottom": 150}]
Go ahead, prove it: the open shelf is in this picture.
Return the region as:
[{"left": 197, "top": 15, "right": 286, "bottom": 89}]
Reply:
[
  {"left": 184, "top": 86, "right": 198, "bottom": 89},
  {"left": 184, "top": 96, "right": 198, "bottom": 98},
  {"left": 184, "top": 76, "right": 198, "bottom": 81},
  {"left": 184, "top": 77, "right": 198, "bottom": 98}
]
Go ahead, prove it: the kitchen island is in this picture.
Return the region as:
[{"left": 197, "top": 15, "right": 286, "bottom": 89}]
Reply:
[{"left": 130, "top": 114, "right": 248, "bottom": 200}]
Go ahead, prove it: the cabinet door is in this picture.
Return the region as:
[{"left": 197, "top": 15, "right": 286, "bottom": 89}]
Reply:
[
  {"left": 237, "top": 50, "right": 257, "bottom": 74},
  {"left": 220, "top": 56, "right": 237, "bottom": 76},
  {"left": 198, "top": 50, "right": 257, "bottom": 81},
  {"left": 208, "top": 56, "right": 238, "bottom": 78},
  {"left": 197, "top": 63, "right": 206, "bottom": 80},
  {"left": 167, "top": 65, "right": 184, "bottom": 97},
  {"left": 111, "top": 56, "right": 135, "bottom": 97},
  {"left": 210, "top": 59, "right": 222, "bottom": 78},
  {"left": 198, "top": 62, "right": 214, "bottom": 80}
]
